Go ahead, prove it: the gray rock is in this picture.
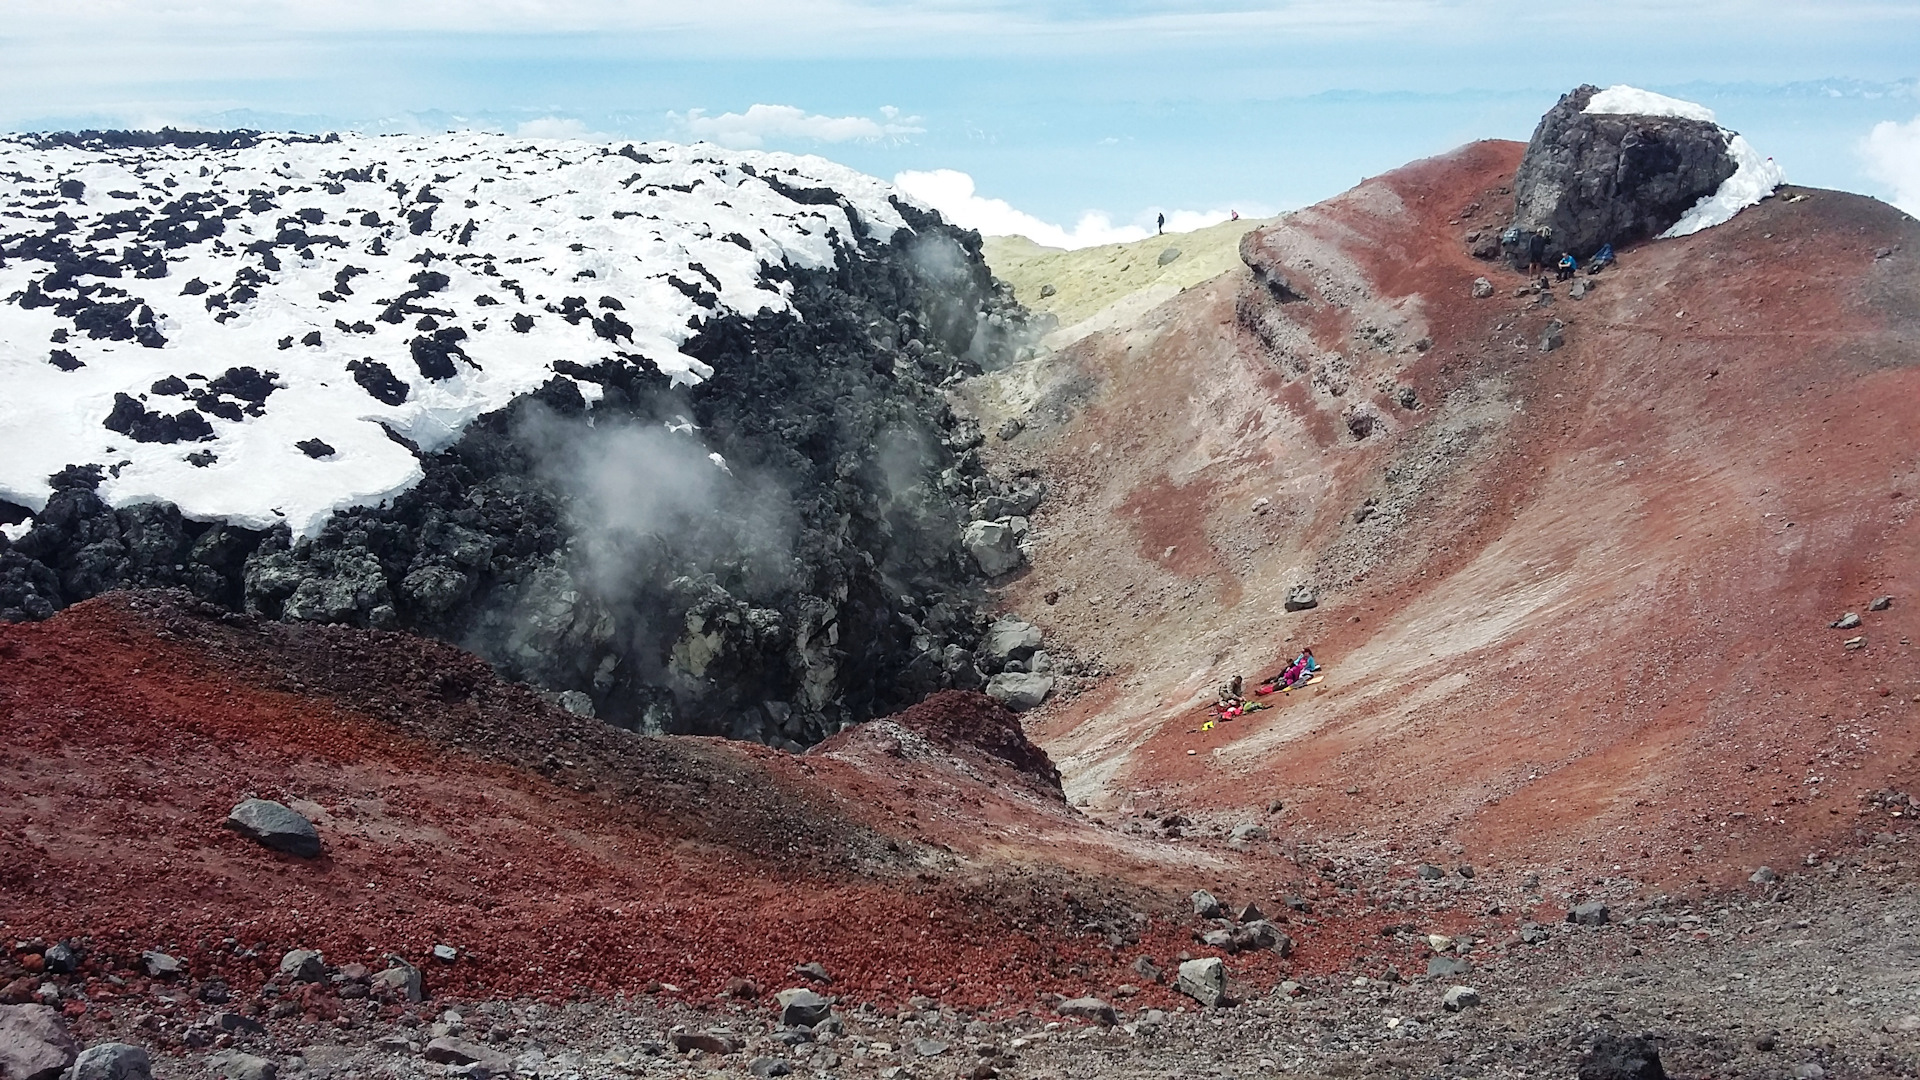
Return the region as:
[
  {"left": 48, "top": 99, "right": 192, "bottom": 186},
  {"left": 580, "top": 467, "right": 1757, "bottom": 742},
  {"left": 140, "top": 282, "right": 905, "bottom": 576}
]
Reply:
[
  {"left": 209, "top": 1012, "right": 264, "bottom": 1036},
  {"left": 1456, "top": 864, "right": 1476, "bottom": 879},
  {"left": 995, "top": 418, "right": 1024, "bottom": 441},
  {"left": 1569, "top": 279, "right": 1590, "bottom": 299},
  {"left": 1131, "top": 956, "right": 1163, "bottom": 983},
  {"left": 1242, "top": 921, "right": 1294, "bottom": 957},
  {"left": 748, "top": 1057, "right": 793, "bottom": 1078},
  {"left": 431, "top": 945, "right": 458, "bottom": 963},
  {"left": 1416, "top": 863, "right": 1445, "bottom": 880},
  {"left": 984, "top": 618, "right": 1043, "bottom": 665},
  {"left": 1568, "top": 901, "right": 1611, "bottom": 926},
  {"left": 1283, "top": 585, "right": 1318, "bottom": 612},
  {"left": 1428, "top": 956, "right": 1474, "bottom": 978},
  {"left": 0, "top": 1005, "right": 75, "bottom": 1080},
  {"left": 1471, "top": 277, "right": 1494, "bottom": 299},
  {"left": 1794, "top": 1066, "right": 1825, "bottom": 1080},
  {"left": 792, "top": 962, "right": 833, "bottom": 985},
  {"left": 669, "top": 1033, "right": 737, "bottom": 1056},
  {"left": 1831, "top": 612, "right": 1861, "bottom": 629},
  {"left": 1177, "top": 957, "right": 1228, "bottom": 1008},
  {"left": 213, "top": 1052, "right": 276, "bottom": 1080},
  {"left": 962, "top": 519, "right": 1026, "bottom": 577},
  {"left": 1228, "top": 824, "right": 1268, "bottom": 845},
  {"left": 1441, "top": 985, "right": 1481, "bottom": 1012},
  {"left": 370, "top": 958, "right": 423, "bottom": 1002},
  {"left": 1540, "top": 320, "right": 1566, "bottom": 352},
  {"left": 224, "top": 799, "right": 321, "bottom": 858},
  {"left": 68, "top": 1042, "right": 151, "bottom": 1080},
  {"left": 1055, "top": 997, "right": 1117, "bottom": 1025},
  {"left": 554, "top": 691, "right": 595, "bottom": 717},
  {"left": 1870, "top": 595, "right": 1894, "bottom": 611},
  {"left": 423, "top": 1038, "right": 507, "bottom": 1072},
  {"left": 1750, "top": 866, "right": 1779, "bottom": 884},
  {"left": 37, "top": 946, "right": 76, "bottom": 977},
  {"left": 1508, "top": 84, "right": 1740, "bottom": 261},
  {"left": 1234, "top": 901, "right": 1266, "bottom": 922},
  {"left": 985, "top": 672, "right": 1053, "bottom": 712},
  {"left": 1038, "top": 283, "right": 1057, "bottom": 299},
  {"left": 138, "top": 951, "right": 182, "bottom": 980},
  {"left": 776, "top": 988, "right": 833, "bottom": 1028},
  {"left": 911, "top": 1039, "right": 948, "bottom": 1057},
  {"left": 1190, "top": 889, "right": 1225, "bottom": 918},
  {"left": 1157, "top": 247, "right": 1182, "bottom": 266},
  {"left": 1578, "top": 1034, "right": 1667, "bottom": 1080},
  {"left": 278, "top": 949, "right": 324, "bottom": 982}
]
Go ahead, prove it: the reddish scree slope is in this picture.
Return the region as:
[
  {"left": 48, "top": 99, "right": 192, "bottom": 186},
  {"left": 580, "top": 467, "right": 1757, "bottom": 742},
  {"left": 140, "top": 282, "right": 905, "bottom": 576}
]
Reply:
[
  {"left": 0, "top": 593, "right": 1295, "bottom": 1010},
  {"left": 991, "top": 140, "right": 1920, "bottom": 885}
]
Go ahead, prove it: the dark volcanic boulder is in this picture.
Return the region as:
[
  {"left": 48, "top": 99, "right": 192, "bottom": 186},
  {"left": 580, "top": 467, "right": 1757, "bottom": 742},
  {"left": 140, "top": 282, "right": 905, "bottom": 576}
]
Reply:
[{"left": 1507, "top": 85, "right": 1737, "bottom": 261}]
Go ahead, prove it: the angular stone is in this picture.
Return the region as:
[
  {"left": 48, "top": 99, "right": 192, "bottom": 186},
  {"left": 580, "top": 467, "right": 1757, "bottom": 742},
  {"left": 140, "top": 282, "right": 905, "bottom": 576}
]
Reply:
[
  {"left": 775, "top": 988, "right": 832, "bottom": 1028},
  {"left": 984, "top": 672, "right": 1053, "bottom": 712},
  {"left": 1568, "top": 901, "right": 1611, "bottom": 926},
  {"left": 792, "top": 962, "right": 833, "bottom": 985},
  {"left": 1176, "top": 957, "right": 1228, "bottom": 1008},
  {"left": 1441, "top": 985, "right": 1481, "bottom": 1012},
  {"left": 140, "top": 951, "right": 183, "bottom": 979},
  {"left": 1055, "top": 997, "right": 1116, "bottom": 1025},
  {"left": 1471, "top": 277, "right": 1494, "bottom": 299},
  {"left": 1283, "top": 585, "right": 1318, "bottom": 612},
  {"left": 1190, "top": 889, "right": 1224, "bottom": 918},
  {"left": 749, "top": 1057, "right": 792, "bottom": 1078},
  {"left": 424, "top": 1037, "right": 507, "bottom": 1072},
  {"left": 214, "top": 1052, "right": 276, "bottom": 1080},
  {"left": 224, "top": 799, "right": 322, "bottom": 858},
  {"left": 0, "top": 1004, "right": 77, "bottom": 1080},
  {"left": 1228, "top": 824, "right": 1268, "bottom": 845},
  {"left": 670, "top": 1032, "right": 738, "bottom": 1056},
  {"left": 962, "top": 519, "right": 1026, "bottom": 577},
  {"left": 984, "top": 618, "right": 1043, "bottom": 665},
  {"left": 69, "top": 1042, "right": 152, "bottom": 1080},
  {"left": 1428, "top": 956, "right": 1474, "bottom": 978},
  {"left": 369, "top": 958, "right": 423, "bottom": 1002},
  {"left": 1750, "top": 866, "right": 1778, "bottom": 884},
  {"left": 278, "top": 950, "right": 324, "bottom": 982}
]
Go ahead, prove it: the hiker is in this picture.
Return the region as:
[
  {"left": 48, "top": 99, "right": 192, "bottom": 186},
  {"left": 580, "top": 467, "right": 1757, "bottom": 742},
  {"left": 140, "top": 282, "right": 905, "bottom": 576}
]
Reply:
[
  {"left": 1526, "top": 228, "right": 1549, "bottom": 273},
  {"left": 1268, "top": 647, "right": 1317, "bottom": 689},
  {"left": 1217, "top": 675, "right": 1244, "bottom": 712},
  {"left": 1230, "top": 210, "right": 1240, "bottom": 221},
  {"left": 1556, "top": 253, "right": 1577, "bottom": 281},
  {"left": 1157, "top": 212, "right": 1165, "bottom": 235},
  {"left": 1587, "top": 243, "right": 1614, "bottom": 275}
]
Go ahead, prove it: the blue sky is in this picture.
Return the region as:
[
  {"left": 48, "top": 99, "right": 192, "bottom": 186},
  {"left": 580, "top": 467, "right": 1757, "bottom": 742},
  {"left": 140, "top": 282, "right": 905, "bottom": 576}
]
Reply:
[{"left": 5, "top": 1, "right": 1920, "bottom": 242}]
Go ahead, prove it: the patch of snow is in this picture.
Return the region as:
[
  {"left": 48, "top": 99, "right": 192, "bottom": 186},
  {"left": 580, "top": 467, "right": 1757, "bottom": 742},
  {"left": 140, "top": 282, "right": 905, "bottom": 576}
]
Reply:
[
  {"left": 0, "top": 132, "right": 918, "bottom": 536},
  {"left": 1583, "top": 85, "right": 1717, "bottom": 124},
  {"left": 1661, "top": 134, "right": 1787, "bottom": 238},
  {"left": 1583, "top": 85, "right": 1785, "bottom": 238}
]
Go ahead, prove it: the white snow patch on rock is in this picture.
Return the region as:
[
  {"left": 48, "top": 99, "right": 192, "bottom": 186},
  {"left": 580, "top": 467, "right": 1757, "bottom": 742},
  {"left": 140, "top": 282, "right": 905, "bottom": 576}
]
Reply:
[
  {"left": 1583, "top": 85, "right": 1718, "bottom": 124},
  {"left": 0, "top": 132, "right": 920, "bottom": 535},
  {"left": 1583, "top": 85, "right": 1785, "bottom": 239}
]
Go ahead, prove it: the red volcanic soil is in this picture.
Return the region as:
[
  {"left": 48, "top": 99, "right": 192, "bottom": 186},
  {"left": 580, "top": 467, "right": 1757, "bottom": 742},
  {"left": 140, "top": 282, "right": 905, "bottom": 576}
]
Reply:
[
  {"left": 0, "top": 594, "right": 1282, "bottom": 1014},
  {"left": 982, "top": 140, "right": 1920, "bottom": 889}
]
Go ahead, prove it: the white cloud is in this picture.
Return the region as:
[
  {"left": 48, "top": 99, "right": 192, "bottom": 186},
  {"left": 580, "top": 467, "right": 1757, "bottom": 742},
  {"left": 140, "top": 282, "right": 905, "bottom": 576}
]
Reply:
[
  {"left": 672, "top": 104, "right": 923, "bottom": 149},
  {"left": 893, "top": 168, "right": 1242, "bottom": 250},
  {"left": 1861, "top": 114, "right": 1920, "bottom": 217}
]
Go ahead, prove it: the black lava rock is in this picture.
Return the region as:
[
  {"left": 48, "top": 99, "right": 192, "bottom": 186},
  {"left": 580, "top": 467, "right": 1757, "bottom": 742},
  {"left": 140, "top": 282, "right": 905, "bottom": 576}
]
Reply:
[
  {"left": 1578, "top": 1035, "right": 1666, "bottom": 1080},
  {"left": 296, "top": 439, "right": 336, "bottom": 459},
  {"left": 1507, "top": 85, "right": 1737, "bottom": 261},
  {"left": 347, "top": 358, "right": 410, "bottom": 405}
]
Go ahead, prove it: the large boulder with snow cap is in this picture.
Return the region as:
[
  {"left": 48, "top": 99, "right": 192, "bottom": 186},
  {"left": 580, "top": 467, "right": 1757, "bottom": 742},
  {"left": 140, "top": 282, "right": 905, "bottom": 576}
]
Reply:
[{"left": 1507, "top": 85, "right": 1749, "bottom": 261}]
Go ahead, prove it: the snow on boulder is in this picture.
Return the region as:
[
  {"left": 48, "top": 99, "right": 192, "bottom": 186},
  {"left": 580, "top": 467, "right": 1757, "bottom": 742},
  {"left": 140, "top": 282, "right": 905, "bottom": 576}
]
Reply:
[
  {"left": 1506, "top": 84, "right": 1782, "bottom": 263},
  {"left": 0, "top": 131, "right": 917, "bottom": 537}
]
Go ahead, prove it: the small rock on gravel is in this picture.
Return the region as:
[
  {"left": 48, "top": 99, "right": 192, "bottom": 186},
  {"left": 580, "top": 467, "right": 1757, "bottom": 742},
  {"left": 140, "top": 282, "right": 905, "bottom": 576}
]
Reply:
[
  {"left": 223, "top": 799, "right": 322, "bottom": 858},
  {"left": 423, "top": 1038, "right": 504, "bottom": 1068},
  {"left": 1177, "top": 957, "right": 1228, "bottom": 1008},
  {"left": 792, "top": 962, "right": 833, "bottom": 985},
  {"left": 912, "top": 1039, "right": 949, "bottom": 1057},
  {"left": 431, "top": 945, "right": 458, "bottom": 963},
  {"left": 1569, "top": 901, "right": 1611, "bottom": 926},
  {"left": 1190, "top": 889, "right": 1224, "bottom": 918},
  {"left": 1284, "top": 585, "right": 1318, "bottom": 612},
  {"left": 1831, "top": 612, "right": 1862, "bottom": 630},
  {"left": 68, "top": 1042, "right": 152, "bottom": 1080},
  {"left": 1441, "top": 985, "right": 1481, "bottom": 1012},
  {"left": 278, "top": 950, "right": 324, "bottom": 982},
  {"left": 748, "top": 1056, "right": 793, "bottom": 1078},
  {"left": 370, "top": 958, "right": 423, "bottom": 1002},
  {"left": 1416, "top": 864, "right": 1445, "bottom": 880},
  {"left": 984, "top": 671, "right": 1053, "bottom": 711},
  {"left": 1228, "top": 824, "right": 1268, "bottom": 845},
  {"left": 1055, "top": 997, "right": 1117, "bottom": 1025},
  {"left": 0, "top": 1002, "right": 77, "bottom": 1080},
  {"left": 670, "top": 1033, "right": 737, "bottom": 1056},
  {"left": 213, "top": 1052, "right": 277, "bottom": 1080},
  {"left": 1235, "top": 901, "right": 1266, "bottom": 923},
  {"left": 1870, "top": 595, "right": 1894, "bottom": 611},
  {"left": 775, "top": 988, "right": 833, "bottom": 1028},
  {"left": 1472, "top": 277, "right": 1494, "bottom": 299},
  {"left": 1428, "top": 956, "right": 1474, "bottom": 978},
  {"left": 139, "top": 951, "right": 182, "bottom": 979},
  {"left": 1751, "top": 866, "right": 1779, "bottom": 884},
  {"left": 1578, "top": 1035, "right": 1666, "bottom": 1080}
]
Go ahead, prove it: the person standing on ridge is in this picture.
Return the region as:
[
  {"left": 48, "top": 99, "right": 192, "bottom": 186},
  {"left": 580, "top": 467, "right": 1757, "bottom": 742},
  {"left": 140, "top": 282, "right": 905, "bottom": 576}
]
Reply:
[
  {"left": 1157, "top": 212, "right": 1165, "bottom": 235},
  {"left": 1527, "top": 227, "right": 1549, "bottom": 274}
]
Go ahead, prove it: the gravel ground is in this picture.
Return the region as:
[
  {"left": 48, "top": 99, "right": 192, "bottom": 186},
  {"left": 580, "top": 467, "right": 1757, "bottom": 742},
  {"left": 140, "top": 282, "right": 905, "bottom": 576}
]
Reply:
[{"left": 29, "top": 832, "right": 1918, "bottom": 1080}]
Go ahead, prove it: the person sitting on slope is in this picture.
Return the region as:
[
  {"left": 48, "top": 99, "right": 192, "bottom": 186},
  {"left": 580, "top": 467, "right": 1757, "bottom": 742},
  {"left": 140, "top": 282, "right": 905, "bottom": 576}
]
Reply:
[
  {"left": 1556, "top": 253, "right": 1577, "bottom": 281},
  {"left": 1217, "top": 675, "right": 1245, "bottom": 717}
]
